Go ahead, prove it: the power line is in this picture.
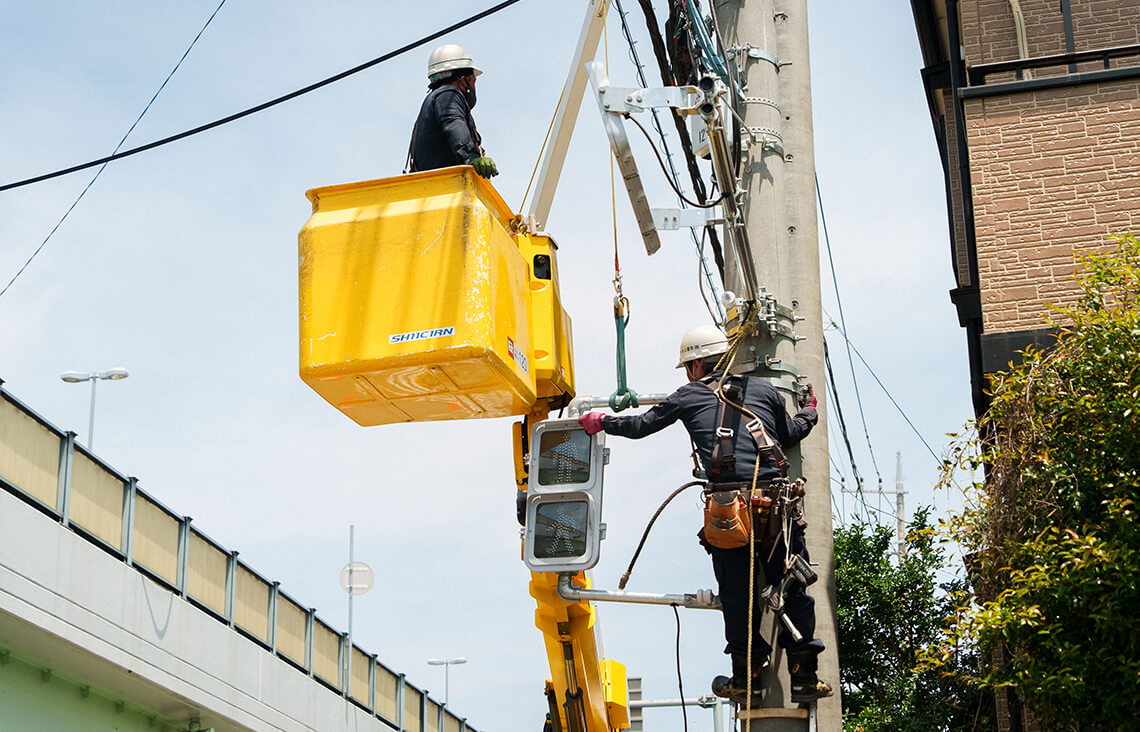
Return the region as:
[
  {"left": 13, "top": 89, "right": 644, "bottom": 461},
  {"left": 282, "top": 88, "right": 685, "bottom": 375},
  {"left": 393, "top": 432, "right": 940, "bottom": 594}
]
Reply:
[
  {"left": 0, "top": 0, "right": 527, "bottom": 196},
  {"left": 612, "top": 0, "right": 724, "bottom": 320},
  {"left": 825, "top": 321, "right": 941, "bottom": 464},
  {"left": 0, "top": 0, "right": 228, "bottom": 301},
  {"left": 823, "top": 338, "right": 864, "bottom": 488},
  {"left": 824, "top": 338, "right": 873, "bottom": 524},
  {"left": 817, "top": 174, "right": 881, "bottom": 483}
]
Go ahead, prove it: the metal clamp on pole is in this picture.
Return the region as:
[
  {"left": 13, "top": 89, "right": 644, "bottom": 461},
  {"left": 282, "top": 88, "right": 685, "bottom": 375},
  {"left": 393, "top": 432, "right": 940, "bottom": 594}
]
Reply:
[{"left": 726, "top": 44, "right": 788, "bottom": 69}]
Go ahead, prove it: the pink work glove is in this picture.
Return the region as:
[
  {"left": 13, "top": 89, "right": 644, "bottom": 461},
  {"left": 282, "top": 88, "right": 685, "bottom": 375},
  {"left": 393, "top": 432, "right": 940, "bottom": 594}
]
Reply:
[
  {"left": 578, "top": 412, "right": 605, "bottom": 435},
  {"left": 807, "top": 386, "right": 818, "bottom": 409}
]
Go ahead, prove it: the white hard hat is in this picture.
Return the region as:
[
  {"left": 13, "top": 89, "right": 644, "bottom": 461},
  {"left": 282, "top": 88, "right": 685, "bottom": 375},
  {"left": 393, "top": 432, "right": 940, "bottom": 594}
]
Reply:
[
  {"left": 676, "top": 325, "right": 729, "bottom": 368},
  {"left": 428, "top": 44, "right": 483, "bottom": 82}
]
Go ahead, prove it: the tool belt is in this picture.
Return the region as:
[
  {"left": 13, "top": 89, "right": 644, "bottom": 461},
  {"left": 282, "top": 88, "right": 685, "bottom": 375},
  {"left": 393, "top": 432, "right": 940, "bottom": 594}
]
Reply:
[{"left": 702, "top": 480, "right": 789, "bottom": 550}]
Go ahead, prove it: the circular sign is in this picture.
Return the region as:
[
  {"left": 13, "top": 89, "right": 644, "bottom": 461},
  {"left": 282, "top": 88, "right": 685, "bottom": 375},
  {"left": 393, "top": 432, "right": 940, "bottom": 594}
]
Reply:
[{"left": 339, "top": 561, "right": 374, "bottom": 596}]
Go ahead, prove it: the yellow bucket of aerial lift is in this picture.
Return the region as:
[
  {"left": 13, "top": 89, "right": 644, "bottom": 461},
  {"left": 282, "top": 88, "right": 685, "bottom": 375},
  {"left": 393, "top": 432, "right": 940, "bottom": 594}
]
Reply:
[
  {"left": 517, "top": 232, "right": 575, "bottom": 402},
  {"left": 298, "top": 167, "right": 538, "bottom": 426}
]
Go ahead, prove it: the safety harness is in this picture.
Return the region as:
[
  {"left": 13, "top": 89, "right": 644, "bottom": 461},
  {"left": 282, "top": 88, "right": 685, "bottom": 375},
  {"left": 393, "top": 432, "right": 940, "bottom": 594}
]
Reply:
[
  {"left": 704, "top": 375, "right": 789, "bottom": 483},
  {"left": 696, "top": 373, "right": 814, "bottom": 715},
  {"left": 698, "top": 374, "right": 801, "bottom": 557}
]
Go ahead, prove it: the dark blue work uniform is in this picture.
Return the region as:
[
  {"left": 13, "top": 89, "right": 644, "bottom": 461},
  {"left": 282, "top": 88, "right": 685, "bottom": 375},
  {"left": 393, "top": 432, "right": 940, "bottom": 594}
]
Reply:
[
  {"left": 409, "top": 86, "right": 482, "bottom": 172},
  {"left": 601, "top": 372, "right": 821, "bottom": 662}
]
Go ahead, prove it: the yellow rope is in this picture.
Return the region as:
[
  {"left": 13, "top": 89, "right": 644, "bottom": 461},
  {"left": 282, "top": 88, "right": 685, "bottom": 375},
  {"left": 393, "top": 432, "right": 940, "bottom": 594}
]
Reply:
[
  {"left": 605, "top": 17, "right": 622, "bottom": 296},
  {"left": 518, "top": 87, "right": 565, "bottom": 217},
  {"left": 745, "top": 453, "right": 762, "bottom": 727}
]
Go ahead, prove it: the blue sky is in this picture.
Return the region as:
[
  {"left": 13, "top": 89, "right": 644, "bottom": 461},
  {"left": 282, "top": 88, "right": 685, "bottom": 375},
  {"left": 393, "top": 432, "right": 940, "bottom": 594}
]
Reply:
[{"left": 1, "top": 2, "right": 971, "bottom": 728}]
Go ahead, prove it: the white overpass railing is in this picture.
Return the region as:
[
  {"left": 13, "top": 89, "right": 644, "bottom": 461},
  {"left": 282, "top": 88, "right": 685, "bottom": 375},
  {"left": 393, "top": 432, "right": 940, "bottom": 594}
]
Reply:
[{"left": 0, "top": 381, "right": 475, "bottom": 732}]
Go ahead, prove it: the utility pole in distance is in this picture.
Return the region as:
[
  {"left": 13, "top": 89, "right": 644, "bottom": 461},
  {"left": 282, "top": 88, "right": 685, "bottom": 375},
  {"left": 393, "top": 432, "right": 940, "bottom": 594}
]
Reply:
[{"left": 712, "top": 0, "right": 842, "bottom": 728}]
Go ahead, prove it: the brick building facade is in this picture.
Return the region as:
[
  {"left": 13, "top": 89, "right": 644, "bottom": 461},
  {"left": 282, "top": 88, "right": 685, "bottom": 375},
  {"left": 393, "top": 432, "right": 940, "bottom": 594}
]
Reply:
[
  {"left": 911, "top": 3, "right": 1140, "bottom": 729},
  {"left": 911, "top": 0, "right": 1140, "bottom": 417}
]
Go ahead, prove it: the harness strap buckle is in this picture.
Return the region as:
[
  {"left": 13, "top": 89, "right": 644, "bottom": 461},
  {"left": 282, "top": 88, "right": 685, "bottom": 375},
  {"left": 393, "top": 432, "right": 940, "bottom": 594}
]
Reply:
[{"left": 716, "top": 427, "right": 734, "bottom": 438}]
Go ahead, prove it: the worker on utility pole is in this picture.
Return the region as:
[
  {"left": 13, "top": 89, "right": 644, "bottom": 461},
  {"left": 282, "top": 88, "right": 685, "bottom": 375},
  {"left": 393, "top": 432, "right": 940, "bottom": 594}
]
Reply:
[
  {"left": 406, "top": 44, "right": 498, "bottom": 179},
  {"left": 578, "top": 325, "right": 833, "bottom": 705}
]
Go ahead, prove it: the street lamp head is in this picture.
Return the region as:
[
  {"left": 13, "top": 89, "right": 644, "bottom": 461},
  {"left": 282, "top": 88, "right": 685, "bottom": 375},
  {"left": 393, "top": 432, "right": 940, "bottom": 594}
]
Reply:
[
  {"left": 99, "top": 367, "right": 129, "bottom": 381},
  {"left": 60, "top": 371, "right": 90, "bottom": 383},
  {"left": 427, "top": 657, "right": 467, "bottom": 666}
]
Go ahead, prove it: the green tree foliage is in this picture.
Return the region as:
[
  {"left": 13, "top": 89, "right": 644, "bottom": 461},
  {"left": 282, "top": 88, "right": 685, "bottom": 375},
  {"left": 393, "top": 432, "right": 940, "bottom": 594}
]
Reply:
[
  {"left": 926, "top": 236, "right": 1140, "bottom": 730},
  {"left": 836, "top": 509, "right": 991, "bottom": 730}
]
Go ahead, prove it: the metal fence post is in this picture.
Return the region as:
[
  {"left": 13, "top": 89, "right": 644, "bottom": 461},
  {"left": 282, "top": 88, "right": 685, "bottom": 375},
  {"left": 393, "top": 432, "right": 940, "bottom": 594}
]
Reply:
[
  {"left": 369, "top": 654, "right": 377, "bottom": 713},
  {"left": 225, "top": 550, "right": 238, "bottom": 627},
  {"left": 121, "top": 477, "right": 137, "bottom": 563},
  {"left": 340, "top": 631, "right": 349, "bottom": 694},
  {"left": 397, "top": 673, "right": 406, "bottom": 732},
  {"left": 176, "top": 516, "right": 192, "bottom": 596},
  {"left": 56, "top": 431, "right": 76, "bottom": 524},
  {"left": 305, "top": 608, "right": 316, "bottom": 677},
  {"left": 268, "top": 581, "right": 280, "bottom": 653}
]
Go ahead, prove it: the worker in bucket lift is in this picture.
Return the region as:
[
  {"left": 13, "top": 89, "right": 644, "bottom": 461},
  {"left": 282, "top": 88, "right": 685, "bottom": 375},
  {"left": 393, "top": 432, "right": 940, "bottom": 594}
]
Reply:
[
  {"left": 577, "top": 325, "right": 833, "bottom": 705},
  {"left": 406, "top": 44, "right": 498, "bottom": 179}
]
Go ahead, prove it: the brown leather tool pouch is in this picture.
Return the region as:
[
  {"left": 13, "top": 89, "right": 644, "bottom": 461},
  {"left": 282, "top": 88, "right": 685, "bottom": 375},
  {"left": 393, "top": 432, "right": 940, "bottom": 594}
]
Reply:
[{"left": 703, "top": 490, "right": 752, "bottom": 549}]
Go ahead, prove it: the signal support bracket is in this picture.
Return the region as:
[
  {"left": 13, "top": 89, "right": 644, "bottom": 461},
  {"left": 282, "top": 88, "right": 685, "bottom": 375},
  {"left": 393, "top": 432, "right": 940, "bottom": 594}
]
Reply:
[
  {"left": 598, "top": 85, "right": 702, "bottom": 115},
  {"left": 652, "top": 207, "right": 724, "bottom": 231}
]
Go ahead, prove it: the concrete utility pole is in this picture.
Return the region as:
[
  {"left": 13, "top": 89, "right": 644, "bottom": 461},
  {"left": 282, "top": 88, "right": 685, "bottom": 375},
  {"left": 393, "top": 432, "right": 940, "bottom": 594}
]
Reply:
[
  {"left": 712, "top": 1, "right": 841, "bottom": 729},
  {"left": 896, "top": 452, "right": 906, "bottom": 557}
]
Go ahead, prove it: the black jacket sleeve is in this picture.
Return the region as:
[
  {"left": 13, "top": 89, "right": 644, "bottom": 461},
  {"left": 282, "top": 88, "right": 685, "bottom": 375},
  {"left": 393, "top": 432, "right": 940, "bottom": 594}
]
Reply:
[
  {"left": 770, "top": 388, "right": 817, "bottom": 449},
  {"left": 432, "top": 88, "right": 481, "bottom": 164}
]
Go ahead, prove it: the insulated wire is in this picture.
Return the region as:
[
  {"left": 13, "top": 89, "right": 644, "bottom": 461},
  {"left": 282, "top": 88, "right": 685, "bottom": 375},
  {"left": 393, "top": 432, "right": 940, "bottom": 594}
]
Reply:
[
  {"left": 823, "top": 338, "right": 864, "bottom": 489},
  {"left": 817, "top": 174, "right": 882, "bottom": 484},
  {"left": 0, "top": 0, "right": 527, "bottom": 195},
  {"left": 829, "top": 477, "right": 845, "bottom": 526},
  {"left": 0, "top": 0, "right": 229, "bottom": 301},
  {"left": 696, "top": 228, "right": 721, "bottom": 326},
  {"left": 682, "top": 0, "right": 732, "bottom": 87},
  {"left": 673, "top": 606, "right": 688, "bottom": 732},
  {"left": 824, "top": 338, "right": 873, "bottom": 524},
  {"left": 611, "top": 0, "right": 724, "bottom": 321},
  {"left": 624, "top": 113, "right": 723, "bottom": 209},
  {"left": 824, "top": 320, "right": 941, "bottom": 464}
]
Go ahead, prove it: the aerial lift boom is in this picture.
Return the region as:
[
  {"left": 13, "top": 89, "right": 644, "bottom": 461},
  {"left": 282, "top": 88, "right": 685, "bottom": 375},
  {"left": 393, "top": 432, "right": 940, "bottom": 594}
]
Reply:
[{"left": 297, "top": 2, "right": 752, "bottom": 729}]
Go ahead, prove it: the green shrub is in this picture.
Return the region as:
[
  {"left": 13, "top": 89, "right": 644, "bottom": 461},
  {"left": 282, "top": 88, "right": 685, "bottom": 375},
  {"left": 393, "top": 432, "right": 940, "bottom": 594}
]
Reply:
[{"left": 925, "top": 236, "right": 1140, "bottom": 730}]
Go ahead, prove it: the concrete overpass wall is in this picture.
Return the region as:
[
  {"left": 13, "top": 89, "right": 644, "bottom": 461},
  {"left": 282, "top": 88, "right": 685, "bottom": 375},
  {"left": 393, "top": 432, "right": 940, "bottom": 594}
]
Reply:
[{"left": 0, "top": 385, "right": 473, "bottom": 732}]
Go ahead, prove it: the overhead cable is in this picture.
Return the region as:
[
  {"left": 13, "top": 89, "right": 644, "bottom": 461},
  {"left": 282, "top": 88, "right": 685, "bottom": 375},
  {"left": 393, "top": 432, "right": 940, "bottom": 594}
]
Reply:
[
  {"left": 624, "top": 113, "right": 723, "bottom": 209},
  {"left": 825, "top": 321, "right": 941, "bottom": 463},
  {"left": 0, "top": 0, "right": 527, "bottom": 194},
  {"left": 0, "top": 0, "right": 228, "bottom": 301},
  {"left": 682, "top": 0, "right": 732, "bottom": 86},
  {"left": 823, "top": 338, "right": 864, "bottom": 490},
  {"left": 618, "top": 0, "right": 725, "bottom": 305},
  {"left": 817, "top": 174, "right": 882, "bottom": 483}
]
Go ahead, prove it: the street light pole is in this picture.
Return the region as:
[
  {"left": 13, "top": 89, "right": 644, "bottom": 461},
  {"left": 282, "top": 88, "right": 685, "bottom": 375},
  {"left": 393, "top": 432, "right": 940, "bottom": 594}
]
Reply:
[
  {"left": 426, "top": 657, "right": 467, "bottom": 706},
  {"left": 60, "top": 368, "right": 129, "bottom": 450}
]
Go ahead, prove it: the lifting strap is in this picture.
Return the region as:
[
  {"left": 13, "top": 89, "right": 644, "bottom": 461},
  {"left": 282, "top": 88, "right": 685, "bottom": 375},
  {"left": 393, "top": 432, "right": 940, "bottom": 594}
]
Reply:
[{"left": 609, "top": 294, "right": 639, "bottom": 411}]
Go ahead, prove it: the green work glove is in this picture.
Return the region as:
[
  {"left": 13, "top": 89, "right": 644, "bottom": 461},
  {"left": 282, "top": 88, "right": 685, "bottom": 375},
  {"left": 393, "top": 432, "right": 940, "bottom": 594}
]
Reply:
[{"left": 471, "top": 156, "right": 499, "bottom": 178}]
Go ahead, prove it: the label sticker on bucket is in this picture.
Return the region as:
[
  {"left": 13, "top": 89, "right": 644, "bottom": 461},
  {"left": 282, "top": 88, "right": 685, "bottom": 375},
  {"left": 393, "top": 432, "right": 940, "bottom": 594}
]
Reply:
[
  {"left": 389, "top": 327, "right": 455, "bottom": 344},
  {"left": 508, "top": 337, "right": 529, "bottom": 374}
]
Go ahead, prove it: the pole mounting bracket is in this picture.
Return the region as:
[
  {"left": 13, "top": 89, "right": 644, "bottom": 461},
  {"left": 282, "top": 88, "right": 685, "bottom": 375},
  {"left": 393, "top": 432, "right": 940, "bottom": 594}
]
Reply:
[{"left": 726, "top": 44, "right": 789, "bottom": 69}]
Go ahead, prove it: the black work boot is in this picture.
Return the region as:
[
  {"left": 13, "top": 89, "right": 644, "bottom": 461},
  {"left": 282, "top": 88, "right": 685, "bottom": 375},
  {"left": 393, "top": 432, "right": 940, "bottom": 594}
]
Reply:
[
  {"left": 711, "top": 653, "right": 768, "bottom": 705},
  {"left": 787, "top": 649, "right": 833, "bottom": 703}
]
